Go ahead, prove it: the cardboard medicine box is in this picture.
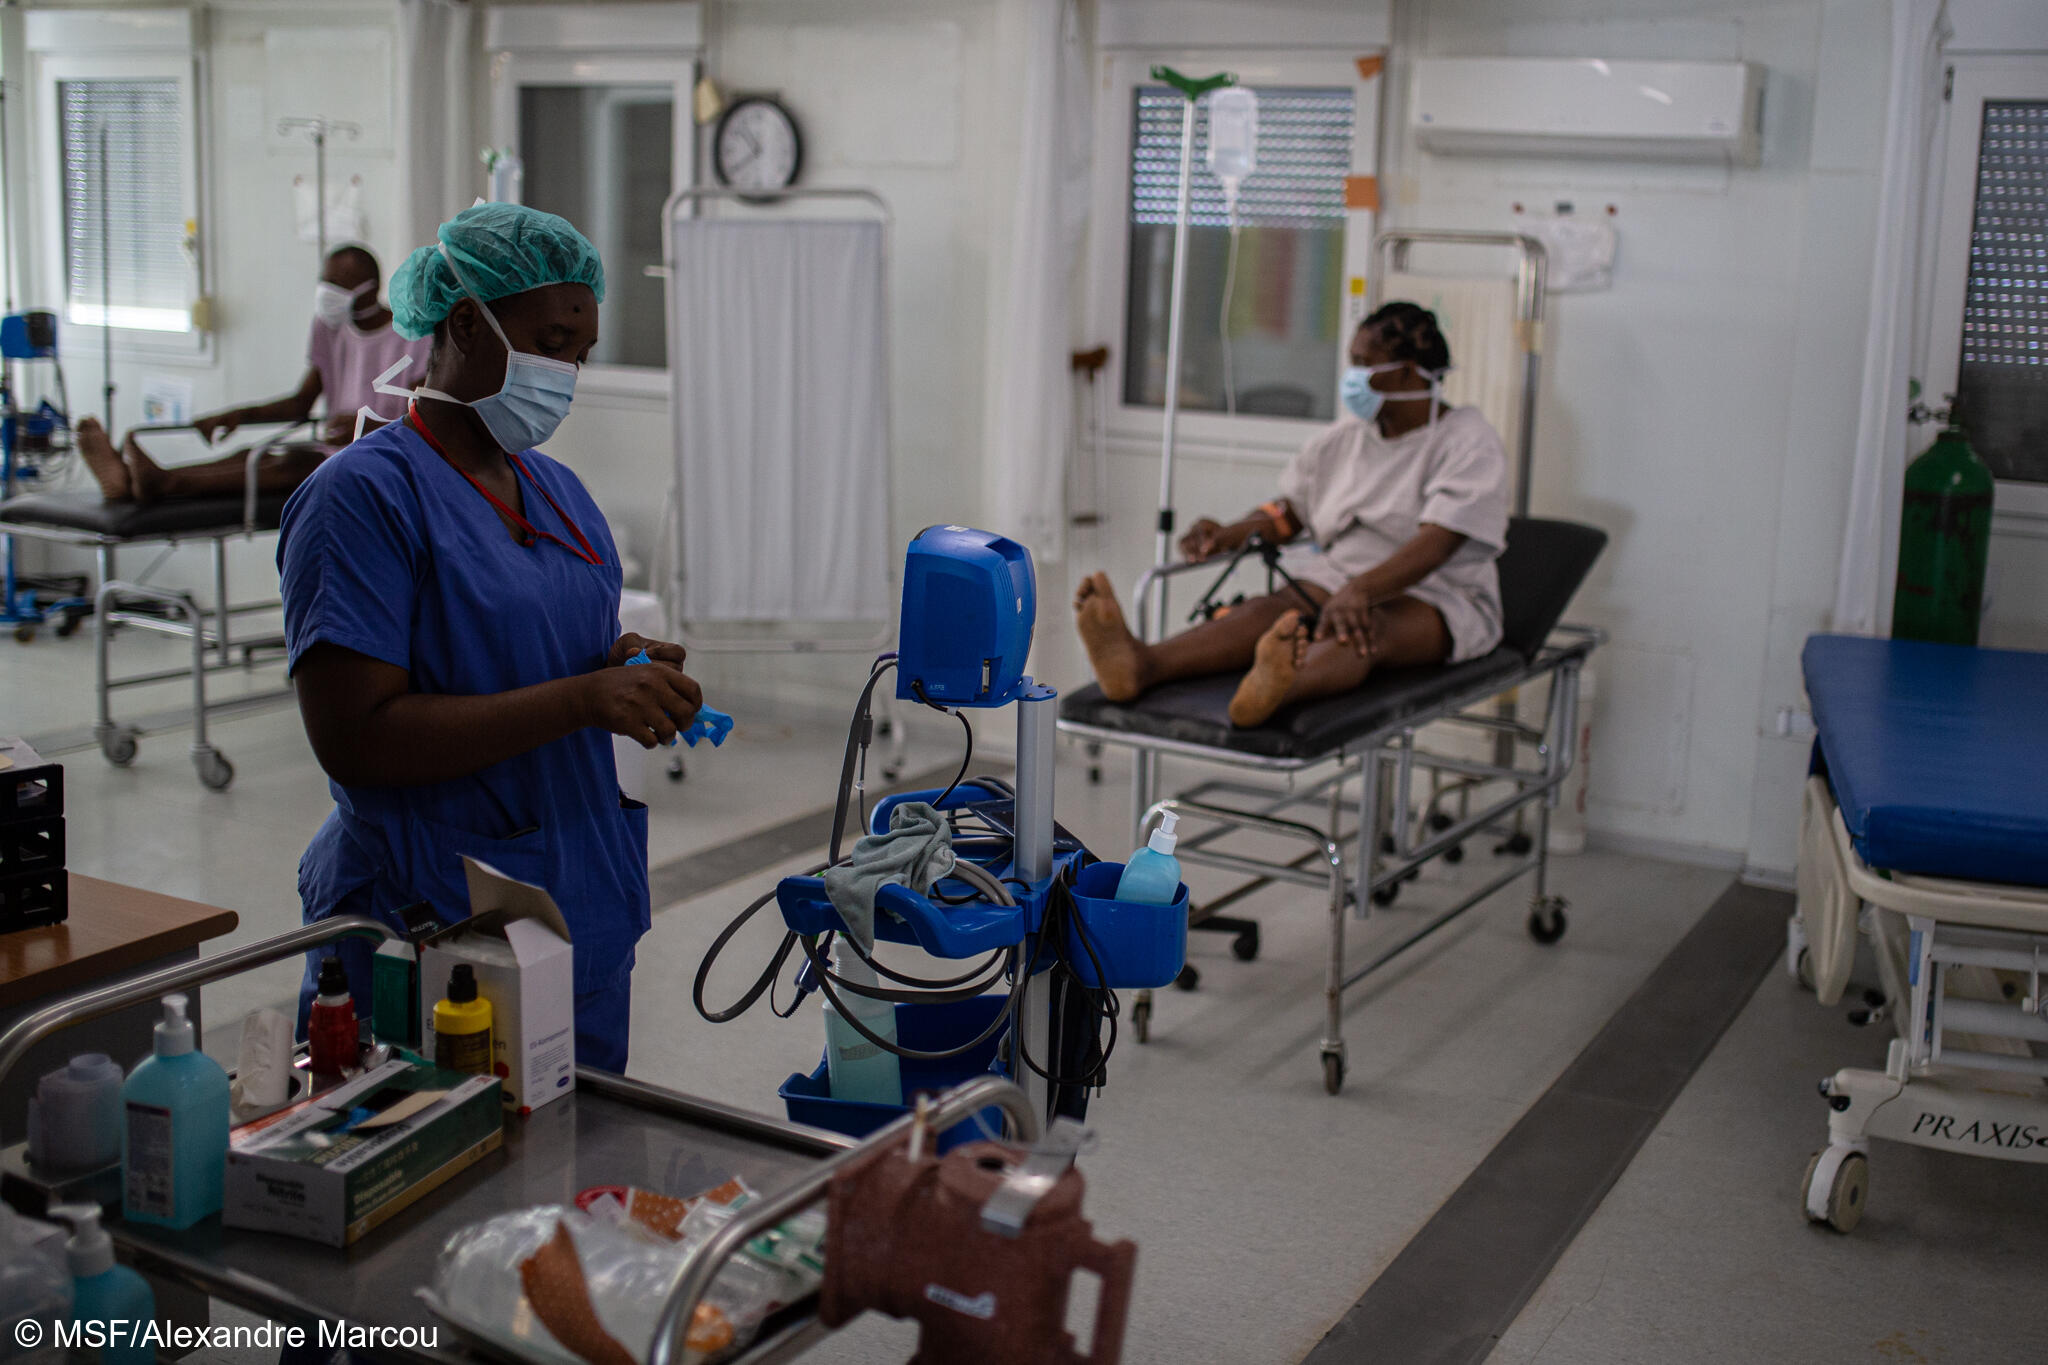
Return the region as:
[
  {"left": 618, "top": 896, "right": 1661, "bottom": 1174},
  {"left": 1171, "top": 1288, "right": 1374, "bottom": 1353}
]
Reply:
[
  {"left": 418, "top": 858, "right": 577, "bottom": 1115},
  {"left": 224, "top": 1057, "right": 502, "bottom": 1247}
]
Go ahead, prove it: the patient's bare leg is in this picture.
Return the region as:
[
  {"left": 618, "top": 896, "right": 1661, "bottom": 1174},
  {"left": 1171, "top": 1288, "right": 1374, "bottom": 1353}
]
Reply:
[
  {"left": 1074, "top": 572, "right": 1325, "bottom": 701},
  {"left": 75, "top": 418, "right": 131, "bottom": 501},
  {"left": 126, "top": 438, "right": 327, "bottom": 509},
  {"left": 1227, "top": 596, "right": 1451, "bottom": 728}
]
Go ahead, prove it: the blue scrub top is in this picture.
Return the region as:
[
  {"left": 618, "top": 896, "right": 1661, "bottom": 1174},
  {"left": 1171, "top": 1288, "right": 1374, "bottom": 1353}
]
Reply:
[{"left": 277, "top": 419, "right": 648, "bottom": 994}]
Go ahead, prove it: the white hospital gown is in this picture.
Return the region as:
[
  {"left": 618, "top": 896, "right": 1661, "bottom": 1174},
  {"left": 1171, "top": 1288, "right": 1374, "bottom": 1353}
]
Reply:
[{"left": 1275, "top": 406, "right": 1510, "bottom": 663}]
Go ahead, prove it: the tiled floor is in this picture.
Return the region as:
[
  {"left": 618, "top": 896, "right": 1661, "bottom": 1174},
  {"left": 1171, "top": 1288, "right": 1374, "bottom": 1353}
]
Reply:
[{"left": 16, "top": 621, "right": 2044, "bottom": 1364}]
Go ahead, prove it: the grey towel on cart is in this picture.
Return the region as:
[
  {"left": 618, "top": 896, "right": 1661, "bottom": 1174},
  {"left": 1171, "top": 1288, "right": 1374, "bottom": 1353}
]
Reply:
[{"left": 822, "top": 801, "right": 956, "bottom": 951}]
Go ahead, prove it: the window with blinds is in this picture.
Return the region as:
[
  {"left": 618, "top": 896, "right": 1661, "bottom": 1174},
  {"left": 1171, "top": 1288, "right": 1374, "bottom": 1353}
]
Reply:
[
  {"left": 1957, "top": 99, "right": 2048, "bottom": 483},
  {"left": 58, "top": 79, "right": 190, "bottom": 332},
  {"left": 1123, "top": 85, "right": 1356, "bottom": 419}
]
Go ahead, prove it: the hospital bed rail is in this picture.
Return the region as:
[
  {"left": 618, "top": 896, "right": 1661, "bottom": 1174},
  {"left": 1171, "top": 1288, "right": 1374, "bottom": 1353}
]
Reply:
[
  {"left": 0, "top": 419, "right": 319, "bottom": 789},
  {"left": 1059, "top": 516, "right": 1606, "bottom": 1093},
  {"left": 0, "top": 916, "right": 1042, "bottom": 1365}
]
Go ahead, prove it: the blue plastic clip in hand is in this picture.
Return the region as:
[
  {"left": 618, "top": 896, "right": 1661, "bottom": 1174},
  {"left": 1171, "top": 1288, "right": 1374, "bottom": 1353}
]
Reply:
[{"left": 624, "top": 648, "right": 733, "bottom": 748}]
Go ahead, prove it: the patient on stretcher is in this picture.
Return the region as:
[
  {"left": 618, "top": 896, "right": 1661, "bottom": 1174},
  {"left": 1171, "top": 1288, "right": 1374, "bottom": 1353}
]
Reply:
[
  {"left": 1076, "top": 303, "right": 1510, "bottom": 729},
  {"left": 75, "top": 245, "right": 428, "bottom": 508}
]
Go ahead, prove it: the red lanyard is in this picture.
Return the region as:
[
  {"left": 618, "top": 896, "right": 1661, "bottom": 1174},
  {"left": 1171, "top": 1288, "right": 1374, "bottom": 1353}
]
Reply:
[{"left": 407, "top": 403, "right": 602, "bottom": 567}]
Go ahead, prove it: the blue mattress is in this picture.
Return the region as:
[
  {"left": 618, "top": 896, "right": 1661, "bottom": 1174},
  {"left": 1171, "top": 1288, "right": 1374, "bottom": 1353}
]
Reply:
[{"left": 1803, "top": 634, "right": 2048, "bottom": 887}]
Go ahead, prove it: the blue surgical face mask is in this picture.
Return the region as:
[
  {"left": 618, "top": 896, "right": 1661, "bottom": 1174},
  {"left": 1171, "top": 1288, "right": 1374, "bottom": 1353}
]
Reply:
[
  {"left": 1340, "top": 361, "right": 1442, "bottom": 424},
  {"left": 416, "top": 245, "right": 579, "bottom": 452}
]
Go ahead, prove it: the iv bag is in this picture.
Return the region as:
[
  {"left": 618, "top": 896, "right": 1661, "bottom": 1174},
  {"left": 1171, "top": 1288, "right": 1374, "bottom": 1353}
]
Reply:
[{"left": 1206, "top": 87, "right": 1258, "bottom": 189}]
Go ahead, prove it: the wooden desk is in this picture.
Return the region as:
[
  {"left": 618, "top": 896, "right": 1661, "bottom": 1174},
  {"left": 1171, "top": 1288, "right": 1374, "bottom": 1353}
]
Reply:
[
  {"left": 1, "top": 875, "right": 240, "bottom": 1138},
  {"left": 1, "top": 875, "right": 239, "bottom": 1011}
]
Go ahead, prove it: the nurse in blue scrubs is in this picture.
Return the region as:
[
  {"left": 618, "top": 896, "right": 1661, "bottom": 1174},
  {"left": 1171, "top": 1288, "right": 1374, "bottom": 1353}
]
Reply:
[{"left": 277, "top": 203, "right": 702, "bottom": 1072}]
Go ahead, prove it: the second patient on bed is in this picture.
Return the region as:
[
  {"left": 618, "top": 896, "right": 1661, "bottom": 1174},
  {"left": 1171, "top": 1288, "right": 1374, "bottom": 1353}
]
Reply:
[
  {"left": 1076, "top": 302, "right": 1511, "bottom": 730},
  {"left": 75, "top": 245, "right": 430, "bottom": 508}
]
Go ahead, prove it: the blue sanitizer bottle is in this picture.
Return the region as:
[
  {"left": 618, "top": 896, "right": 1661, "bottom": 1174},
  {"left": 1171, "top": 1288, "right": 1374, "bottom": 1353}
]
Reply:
[
  {"left": 50, "top": 1205, "right": 154, "bottom": 1365},
  {"left": 1115, "top": 810, "right": 1183, "bottom": 904},
  {"left": 121, "top": 994, "right": 229, "bottom": 1229}
]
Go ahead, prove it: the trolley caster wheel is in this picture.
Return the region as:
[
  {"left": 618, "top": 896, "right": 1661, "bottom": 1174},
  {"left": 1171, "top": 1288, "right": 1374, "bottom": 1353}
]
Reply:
[
  {"left": 1429, "top": 812, "right": 1455, "bottom": 832},
  {"left": 1321, "top": 1050, "right": 1346, "bottom": 1095},
  {"left": 1443, "top": 843, "right": 1465, "bottom": 865},
  {"left": 1498, "top": 832, "right": 1534, "bottom": 856},
  {"left": 1379, "top": 833, "right": 1398, "bottom": 855},
  {"left": 876, "top": 717, "right": 895, "bottom": 739},
  {"left": 99, "top": 727, "right": 139, "bottom": 767},
  {"left": 55, "top": 611, "right": 83, "bottom": 639},
  {"left": 1132, "top": 997, "right": 1152, "bottom": 1044},
  {"left": 1174, "top": 963, "right": 1200, "bottom": 992},
  {"left": 1803, "top": 1148, "right": 1868, "bottom": 1233},
  {"left": 1231, "top": 926, "right": 1260, "bottom": 961},
  {"left": 12, "top": 623, "right": 34, "bottom": 643},
  {"left": 882, "top": 764, "right": 903, "bottom": 782},
  {"left": 1371, "top": 883, "right": 1400, "bottom": 907},
  {"left": 1528, "top": 899, "right": 1568, "bottom": 944},
  {"left": 194, "top": 750, "right": 235, "bottom": 792},
  {"left": 1088, "top": 766, "right": 1102, "bottom": 785},
  {"left": 667, "top": 767, "right": 686, "bottom": 783}
]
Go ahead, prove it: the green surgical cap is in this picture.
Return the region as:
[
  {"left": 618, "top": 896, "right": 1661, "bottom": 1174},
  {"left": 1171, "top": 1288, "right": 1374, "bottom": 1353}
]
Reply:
[{"left": 388, "top": 202, "right": 606, "bottom": 340}]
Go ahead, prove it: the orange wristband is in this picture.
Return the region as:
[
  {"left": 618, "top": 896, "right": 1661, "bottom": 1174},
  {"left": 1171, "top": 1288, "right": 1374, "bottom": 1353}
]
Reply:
[{"left": 1258, "top": 500, "right": 1299, "bottom": 540}]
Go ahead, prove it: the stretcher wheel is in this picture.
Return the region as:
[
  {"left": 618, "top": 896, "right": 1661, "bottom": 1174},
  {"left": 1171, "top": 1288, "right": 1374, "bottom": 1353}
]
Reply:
[
  {"left": 1371, "top": 883, "right": 1400, "bottom": 907},
  {"left": 1174, "top": 963, "right": 1200, "bottom": 992},
  {"left": 194, "top": 749, "right": 235, "bottom": 792},
  {"left": 1498, "top": 832, "right": 1534, "bottom": 856},
  {"left": 1321, "top": 1050, "right": 1346, "bottom": 1095},
  {"left": 1429, "top": 812, "right": 1455, "bottom": 832},
  {"left": 1528, "top": 899, "right": 1568, "bottom": 944},
  {"left": 100, "top": 727, "right": 139, "bottom": 767},
  {"left": 1231, "top": 926, "right": 1260, "bottom": 961},
  {"left": 1803, "top": 1148, "right": 1868, "bottom": 1233},
  {"left": 1132, "top": 996, "right": 1152, "bottom": 1044},
  {"left": 1443, "top": 843, "right": 1465, "bottom": 865}
]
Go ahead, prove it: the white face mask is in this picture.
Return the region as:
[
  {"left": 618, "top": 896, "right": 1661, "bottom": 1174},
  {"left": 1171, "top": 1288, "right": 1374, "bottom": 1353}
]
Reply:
[
  {"left": 376, "top": 246, "right": 580, "bottom": 453},
  {"left": 313, "top": 280, "right": 373, "bottom": 329}
]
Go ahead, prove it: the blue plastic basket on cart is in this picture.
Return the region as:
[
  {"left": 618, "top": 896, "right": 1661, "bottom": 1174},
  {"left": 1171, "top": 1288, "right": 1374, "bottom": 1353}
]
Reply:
[
  {"left": 778, "top": 994, "right": 1011, "bottom": 1153},
  {"left": 1065, "top": 861, "right": 1188, "bottom": 989}
]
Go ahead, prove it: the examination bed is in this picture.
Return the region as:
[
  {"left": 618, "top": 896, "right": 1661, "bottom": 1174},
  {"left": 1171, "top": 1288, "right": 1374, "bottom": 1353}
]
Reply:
[
  {"left": 1058, "top": 515, "right": 1607, "bottom": 1093},
  {"left": 1795, "top": 633, "right": 2048, "bottom": 1233},
  {"left": 0, "top": 425, "right": 310, "bottom": 791}
]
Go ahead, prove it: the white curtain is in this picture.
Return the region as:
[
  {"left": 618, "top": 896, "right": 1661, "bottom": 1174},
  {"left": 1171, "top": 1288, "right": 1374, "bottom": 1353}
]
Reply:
[
  {"left": 982, "top": 0, "right": 1091, "bottom": 564},
  {"left": 395, "top": 0, "right": 475, "bottom": 254},
  {"left": 1831, "top": 0, "right": 1952, "bottom": 636},
  {"left": 671, "top": 220, "right": 892, "bottom": 624}
]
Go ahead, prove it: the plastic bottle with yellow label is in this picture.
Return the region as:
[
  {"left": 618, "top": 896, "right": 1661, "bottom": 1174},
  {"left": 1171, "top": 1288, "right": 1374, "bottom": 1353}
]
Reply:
[{"left": 433, "top": 964, "right": 494, "bottom": 1076}]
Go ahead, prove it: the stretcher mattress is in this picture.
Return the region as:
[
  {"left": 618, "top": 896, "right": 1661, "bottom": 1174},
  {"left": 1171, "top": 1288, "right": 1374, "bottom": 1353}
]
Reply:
[
  {"left": 1802, "top": 633, "right": 2048, "bottom": 888},
  {"left": 1061, "top": 651, "right": 1527, "bottom": 761},
  {"left": 0, "top": 490, "right": 287, "bottom": 537},
  {"left": 1059, "top": 516, "right": 1607, "bottom": 762}
]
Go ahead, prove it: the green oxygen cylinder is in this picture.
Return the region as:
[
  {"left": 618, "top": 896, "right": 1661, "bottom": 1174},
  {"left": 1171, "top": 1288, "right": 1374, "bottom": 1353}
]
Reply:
[{"left": 1891, "top": 417, "right": 1994, "bottom": 646}]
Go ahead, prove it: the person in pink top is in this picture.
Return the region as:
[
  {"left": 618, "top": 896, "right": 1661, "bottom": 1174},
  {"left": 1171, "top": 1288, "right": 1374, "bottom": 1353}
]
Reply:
[{"left": 76, "top": 245, "right": 432, "bottom": 507}]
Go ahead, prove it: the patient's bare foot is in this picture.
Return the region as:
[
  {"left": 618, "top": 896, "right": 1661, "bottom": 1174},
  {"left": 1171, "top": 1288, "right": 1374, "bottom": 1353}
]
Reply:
[
  {"left": 75, "top": 418, "right": 130, "bottom": 501},
  {"left": 124, "top": 438, "right": 169, "bottom": 508},
  {"left": 1074, "top": 572, "right": 1148, "bottom": 702},
  {"left": 1229, "top": 611, "right": 1308, "bottom": 728}
]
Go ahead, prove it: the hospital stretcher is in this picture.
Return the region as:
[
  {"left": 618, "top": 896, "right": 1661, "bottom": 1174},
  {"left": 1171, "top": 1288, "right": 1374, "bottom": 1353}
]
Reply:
[
  {"left": 1057, "top": 515, "right": 1606, "bottom": 1094},
  {"left": 0, "top": 916, "right": 1040, "bottom": 1363},
  {"left": 0, "top": 423, "right": 315, "bottom": 791},
  {"left": 1794, "top": 634, "right": 2048, "bottom": 1233}
]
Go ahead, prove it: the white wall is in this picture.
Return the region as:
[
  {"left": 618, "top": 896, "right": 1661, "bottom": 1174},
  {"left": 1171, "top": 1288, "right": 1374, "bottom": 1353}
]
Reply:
[
  {"left": 9, "top": 0, "right": 408, "bottom": 603},
  {"left": 1362, "top": 0, "right": 1894, "bottom": 876}
]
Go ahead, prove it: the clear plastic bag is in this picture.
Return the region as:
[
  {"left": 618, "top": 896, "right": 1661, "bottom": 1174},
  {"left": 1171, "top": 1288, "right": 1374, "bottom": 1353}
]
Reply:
[
  {"left": 1, "top": 1204, "right": 73, "bottom": 1365},
  {"left": 426, "top": 1183, "right": 827, "bottom": 1365}
]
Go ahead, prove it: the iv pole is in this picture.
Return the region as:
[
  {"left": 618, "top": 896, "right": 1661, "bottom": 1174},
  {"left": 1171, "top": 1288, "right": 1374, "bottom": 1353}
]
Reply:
[
  {"left": 1145, "top": 67, "right": 1235, "bottom": 611},
  {"left": 276, "top": 116, "right": 361, "bottom": 259},
  {"left": 99, "top": 123, "right": 112, "bottom": 424}
]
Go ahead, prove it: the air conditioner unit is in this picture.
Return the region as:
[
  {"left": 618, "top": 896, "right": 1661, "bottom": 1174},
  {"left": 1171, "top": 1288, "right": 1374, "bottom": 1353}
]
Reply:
[{"left": 1411, "top": 58, "right": 1764, "bottom": 166}]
